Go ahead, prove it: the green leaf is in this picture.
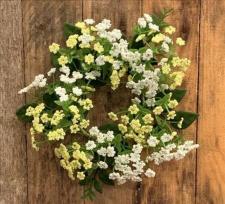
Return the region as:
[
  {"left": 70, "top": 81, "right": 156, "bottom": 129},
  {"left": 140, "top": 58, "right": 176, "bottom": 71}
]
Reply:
[
  {"left": 155, "top": 115, "right": 170, "bottom": 131},
  {"left": 112, "top": 134, "right": 122, "bottom": 153},
  {"left": 54, "top": 100, "right": 73, "bottom": 112},
  {"left": 16, "top": 103, "right": 37, "bottom": 122},
  {"left": 170, "top": 89, "right": 186, "bottom": 102},
  {"left": 171, "top": 111, "right": 198, "bottom": 129},
  {"left": 57, "top": 118, "right": 72, "bottom": 129},
  {"left": 99, "top": 123, "right": 119, "bottom": 134},
  {"left": 155, "top": 93, "right": 171, "bottom": 106},
  {"left": 64, "top": 23, "right": 81, "bottom": 38},
  {"left": 93, "top": 179, "right": 103, "bottom": 193},
  {"left": 98, "top": 170, "right": 114, "bottom": 185},
  {"left": 43, "top": 93, "right": 58, "bottom": 109},
  {"left": 51, "top": 53, "right": 60, "bottom": 68}
]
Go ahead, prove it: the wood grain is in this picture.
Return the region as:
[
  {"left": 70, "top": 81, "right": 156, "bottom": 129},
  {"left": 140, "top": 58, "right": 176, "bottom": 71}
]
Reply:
[
  {"left": 0, "top": 0, "right": 27, "bottom": 203},
  {"left": 22, "top": 1, "right": 83, "bottom": 203},
  {"left": 197, "top": 0, "right": 225, "bottom": 203},
  {"left": 83, "top": 0, "right": 141, "bottom": 203},
  {"left": 140, "top": 1, "right": 199, "bottom": 203}
]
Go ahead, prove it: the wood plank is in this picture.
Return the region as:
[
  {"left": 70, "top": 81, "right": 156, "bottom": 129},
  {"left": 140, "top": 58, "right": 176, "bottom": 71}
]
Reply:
[
  {"left": 140, "top": 1, "right": 199, "bottom": 203},
  {"left": 22, "top": 1, "right": 83, "bottom": 203},
  {"left": 83, "top": 0, "right": 142, "bottom": 203},
  {"left": 0, "top": 0, "right": 27, "bottom": 203},
  {"left": 197, "top": 0, "right": 225, "bottom": 203}
]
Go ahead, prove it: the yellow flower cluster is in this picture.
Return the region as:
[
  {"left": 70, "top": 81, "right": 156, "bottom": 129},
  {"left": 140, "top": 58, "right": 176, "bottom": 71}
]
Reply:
[
  {"left": 170, "top": 71, "right": 185, "bottom": 90},
  {"left": 152, "top": 33, "right": 165, "bottom": 43},
  {"left": 128, "top": 104, "right": 139, "bottom": 114},
  {"left": 66, "top": 34, "right": 78, "bottom": 48},
  {"left": 54, "top": 142, "right": 90, "bottom": 180},
  {"left": 118, "top": 113, "right": 154, "bottom": 144},
  {"left": 110, "top": 70, "right": 120, "bottom": 90},
  {"left": 51, "top": 110, "right": 65, "bottom": 125},
  {"left": 58, "top": 55, "right": 69, "bottom": 66},
  {"left": 48, "top": 128, "right": 65, "bottom": 140},
  {"left": 94, "top": 42, "right": 104, "bottom": 53},
  {"left": 172, "top": 57, "right": 191, "bottom": 71},
  {"left": 78, "top": 98, "right": 93, "bottom": 110},
  {"left": 176, "top": 37, "right": 185, "bottom": 46},
  {"left": 108, "top": 112, "right": 118, "bottom": 121},
  {"left": 84, "top": 54, "right": 94, "bottom": 65},
  {"left": 164, "top": 26, "right": 176, "bottom": 34},
  {"left": 153, "top": 106, "right": 164, "bottom": 115},
  {"left": 26, "top": 103, "right": 45, "bottom": 134},
  {"left": 49, "top": 43, "right": 60, "bottom": 54}
]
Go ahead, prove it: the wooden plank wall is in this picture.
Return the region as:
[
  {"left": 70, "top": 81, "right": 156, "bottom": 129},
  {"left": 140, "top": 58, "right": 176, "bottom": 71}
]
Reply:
[{"left": 0, "top": 0, "right": 224, "bottom": 203}]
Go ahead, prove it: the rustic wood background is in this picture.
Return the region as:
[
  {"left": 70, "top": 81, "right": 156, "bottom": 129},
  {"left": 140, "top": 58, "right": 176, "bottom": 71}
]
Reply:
[{"left": 0, "top": 0, "right": 225, "bottom": 203}]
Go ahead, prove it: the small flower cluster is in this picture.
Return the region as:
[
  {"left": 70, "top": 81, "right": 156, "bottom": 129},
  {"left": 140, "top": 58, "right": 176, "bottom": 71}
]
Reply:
[{"left": 16, "top": 10, "right": 198, "bottom": 200}]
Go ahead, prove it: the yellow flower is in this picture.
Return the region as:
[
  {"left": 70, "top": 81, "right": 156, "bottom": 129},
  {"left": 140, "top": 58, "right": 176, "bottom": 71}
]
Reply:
[
  {"left": 167, "top": 110, "right": 176, "bottom": 120},
  {"left": 77, "top": 172, "right": 85, "bottom": 180},
  {"left": 79, "top": 43, "right": 90, "bottom": 48},
  {"left": 176, "top": 37, "right": 185, "bottom": 46},
  {"left": 48, "top": 128, "right": 65, "bottom": 141},
  {"left": 152, "top": 33, "right": 165, "bottom": 43},
  {"left": 136, "top": 34, "right": 146, "bottom": 42},
  {"left": 143, "top": 114, "right": 153, "bottom": 124},
  {"left": 128, "top": 104, "right": 139, "bottom": 114},
  {"left": 83, "top": 160, "right": 92, "bottom": 170},
  {"left": 80, "top": 119, "right": 90, "bottom": 129},
  {"left": 51, "top": 110, "right": 65, "bottom": 125},
  {"left": 161, "top": 63, "right": 171, "bottom": 74},
  {"left": 70, "top": 123, "right": 80, "bottom": 134},
  {"left": 81, "top": 27, "right": 90, "bottom": 34},
  {"left": 153, "top": 106, "right": 163, "bottom": 115},
  {"left": 94, "top": 42, "right": 104, "bottom": 53},
  {"left": 69, "top": 105, "right": 80, "bottom": 114},
  {"left": 58, "top": 55, "right": 68, "bottom": 66},
  {"left": 170, "top": 71, "right": 185, "bottom": 89},
  {"left": 104, "top": 55, "right": 114, "bottom": 63},
  {"left": 49, "top": 43, "right": 60, "bottom": 54},
  {"left": 72, "top": 142, "right": 80, "bottom": 150},
  {"left": 108, "top": 112, "right": 118, "bottom": 121},
  {"left": 118, "top": 124, "right": 128, "bottom": 134},
  {"left": 110, "top": 70, "right": 120, "bottom": 90},
  {"left": 130, "top": 119, "right": 141, "bottom": 132},
  {"left": 84, "top": 54, "right": 94, "bottom": 65},
  {"left": 164, "top": 26, "right": 176, "bottom": 34},
  {"left": 66, "top": 35, "right": 78, "bottom": 48},
  {"left": 54, "top": 143, "right": 70, "bottom": 160},
  {"left": 75, "top": 22, "right": 86, "bottom": 29},
  {"left": 79, "top": 98, "right": 93, "bottom": 110},
  {"left": 168, "top": 100, "right": 178, "bottom": 109},
  {"left": 40, "top": 113, "right": 50, "bottom": 123},
  {"left": 121, "top": 115, "right": 129, "bottom": 124},
  {"left": 91, "top": 26, "right": 97, "bottom": 31}
]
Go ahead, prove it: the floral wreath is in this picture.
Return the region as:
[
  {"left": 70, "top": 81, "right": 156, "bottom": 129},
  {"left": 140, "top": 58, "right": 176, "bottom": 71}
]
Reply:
[{"left": 16, "top": 9, "right": 198, "bottom": 200}]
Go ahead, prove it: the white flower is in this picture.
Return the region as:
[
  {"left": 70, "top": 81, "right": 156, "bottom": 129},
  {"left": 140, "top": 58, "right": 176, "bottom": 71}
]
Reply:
[
  {"left": 60, "top": 66, "right": 70, "bottom": 76},
  {"left": 132, "top": 144, "right": 143, "bottom": 154},
  {"left": 145, "top": 168, "right": 156, "bottom": 177},
  {"left": 107, "top": 146, "right": 115, "bottom": 157},
  {"left": 147, "top": 136, "right": 159, "bottom": 147},
  {"left": 105, "top": 131, "right": 114, "bottom": 142},
  {"left": 144, "top": 14, "right": 152, "bottom": 22},
  {"left": 95, "top": 55, "right": 105, "bottom": 66},
  {"left": 18, "top": 74, "right": 47, "bottom": 94},
  {"left": 84, "top": 18, "right": 95, "bottom": 25},
  {"left": 85, "top": 140, "right": 96, "bottom": 150},
  {"left": 161, "top": 133, "right": 173, "bottom": 143},
  {"left": 109, "top": 172, "right": 120, "bottom": 180},
  {"left": 89, "top": 126, "right": 100, "bottom": 137},
  {"left": 96, "top": 19, "right": 111, "bottom": 32},
  {"left": 72, "top": 71, "right": 83, "bottom": 80},
  {"left": 55, "top": 87, "right": 68, "bottom": 101},
  {"left": 148, "top": 23, "right": 159, "bottom": 31},
  {"left": 142, "top": 49, "right": 153, "bottom": 61},
  {"left": 138, "top": 17, "right": 147, "bottom": 28},
  {"left": 97, "top": 147, "right": 107, "bottom": 156},
  {"left": 98, "top": 161, "right": 108, "bottom": 169},
  {"left": 161, "top": 42, "right": 169, "bottom": 53},
  {"left": 72, "top": 87, "right": 82, "bottom": 96},
  {"left": 85, "top": 71, "right": 101, "bottom": 80},
  {"left": 47, "top": 67, "right": 56, "bottom": 76}
]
